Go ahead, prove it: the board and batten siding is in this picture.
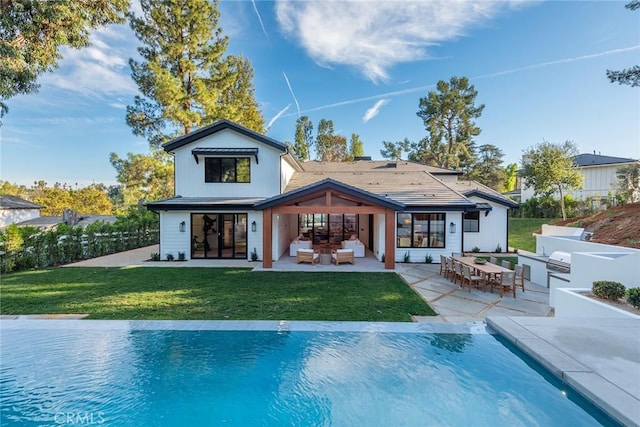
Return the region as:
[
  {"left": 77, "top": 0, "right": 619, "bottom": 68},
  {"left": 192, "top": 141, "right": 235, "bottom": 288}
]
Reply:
[
  {"left": 159, "top": 211, "right": 192, "bottom": 260},
  {"left": 462, "top": 198, "right": 508, "bottom": 253},
  {"left": 572, "top": 164, "right": 630, "bottom": 200},
  {"left": 172, "top": 128, "right": 284, "bottom": 198}
]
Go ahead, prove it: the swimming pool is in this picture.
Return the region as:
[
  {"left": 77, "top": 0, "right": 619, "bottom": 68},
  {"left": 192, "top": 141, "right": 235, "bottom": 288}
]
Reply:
[{"left": 0, "top": 321, "right": 617, "bottom": 426}]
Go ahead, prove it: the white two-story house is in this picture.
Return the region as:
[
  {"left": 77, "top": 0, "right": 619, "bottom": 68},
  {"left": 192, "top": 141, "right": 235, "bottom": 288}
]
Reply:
[{"left": 146, "top": 120, "right": 518, "bottom": 269}]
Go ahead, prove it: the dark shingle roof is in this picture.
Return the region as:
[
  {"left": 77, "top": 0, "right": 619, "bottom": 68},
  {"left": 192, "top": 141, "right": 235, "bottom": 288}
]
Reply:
[
  {"left": 573, "top": 153, "right": 637, "bottom": 167},
  {"left": 0, "top": 195, "right": 43, "bottom": 209},
  {"left": 146, "top": 197, "right": 265, "bottom": 211}
]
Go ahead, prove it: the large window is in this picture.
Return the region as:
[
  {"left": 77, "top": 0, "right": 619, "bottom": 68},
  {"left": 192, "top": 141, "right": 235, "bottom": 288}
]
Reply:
[
  {"left": 397, "top": 213, "right": 445, "bottom": 248},
  {"left": 463, "top": 211, "right": 480, "bottom": 232},
  {"left": 204, "top": 158, "right": 250, "bottom": 183},
  {"left": 298, "top": 214, "right": 358, "bottom": 245}
]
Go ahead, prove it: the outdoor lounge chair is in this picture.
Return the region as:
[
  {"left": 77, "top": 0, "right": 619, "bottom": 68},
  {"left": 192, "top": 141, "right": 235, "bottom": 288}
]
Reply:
[
  {"left": 331, "top": 248, "right": 354, "bottom": 265},
  {"left": 296, "top": 248, "right": 319, "bottom": 264}
]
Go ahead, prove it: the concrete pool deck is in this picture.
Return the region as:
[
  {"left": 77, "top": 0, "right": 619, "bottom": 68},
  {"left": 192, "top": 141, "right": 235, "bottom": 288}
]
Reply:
[{"left": 51, "top": 246, "right": 640, "bottom": 425}]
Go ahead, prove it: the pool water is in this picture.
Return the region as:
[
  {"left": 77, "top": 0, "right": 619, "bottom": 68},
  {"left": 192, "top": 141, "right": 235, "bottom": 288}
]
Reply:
[{"left": 0, "top": 322, "right": 617, "bottom": 426}]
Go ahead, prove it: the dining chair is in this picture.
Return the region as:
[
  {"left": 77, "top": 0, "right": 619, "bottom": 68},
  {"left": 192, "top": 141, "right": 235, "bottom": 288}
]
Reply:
[
  {"left": 489, "top": 256, "right": 498, "bottom": 265},
  {"left": 439, "top": 255, "right": 450, "bottom": 277},
  {"left": 461, "top": 264, "right": 483, "bottom": 292},
  {"left": 501, "top": 260, "right": 511, "bottom": 270},
  {"left": 491, "top": 270, "right": 516, "bottom": 298},
  {"left": 514, "top": 265, "right": 525, "bottom": 292}
]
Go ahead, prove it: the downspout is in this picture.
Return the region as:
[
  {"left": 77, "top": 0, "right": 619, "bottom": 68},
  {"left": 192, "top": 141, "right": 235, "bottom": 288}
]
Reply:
[{"left": 460, "top": 211, "right": 465, "bottom": 255}]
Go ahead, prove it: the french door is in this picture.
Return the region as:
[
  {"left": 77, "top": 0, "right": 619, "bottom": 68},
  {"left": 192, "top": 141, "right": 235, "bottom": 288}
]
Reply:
[{"left": 191, "top": 213, "right": 247, "bottom": 259}]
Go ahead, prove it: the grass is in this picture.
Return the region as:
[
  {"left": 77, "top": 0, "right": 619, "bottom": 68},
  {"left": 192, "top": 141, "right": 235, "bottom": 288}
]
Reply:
[
  {"left": 0, "top": 267, "right": 436, "bottom": 321},
  {"left": 508, "top": 218, "right": 560, "bottom": 253}
]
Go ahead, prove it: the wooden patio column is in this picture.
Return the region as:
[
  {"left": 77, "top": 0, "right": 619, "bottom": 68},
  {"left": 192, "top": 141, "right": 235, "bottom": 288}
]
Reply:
[
  {"left": 385, "top": 208, "right": 396, "bottom": 269},
  {"left": 262, "top": 207, "right": 272, "bottom": 268}
]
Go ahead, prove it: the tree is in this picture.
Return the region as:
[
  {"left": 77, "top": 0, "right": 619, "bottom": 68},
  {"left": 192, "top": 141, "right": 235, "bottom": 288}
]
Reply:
[
  {"left": 464, "top": 144, "right": 505, "bottom": 191},
  {"left": 520, "top": 141, "right": 583, "bottom": 220},
  {"left": 606, "top": 1, "right": 639, "bottom": 87},
  {"left": 114, "top": 0, "right": 264, "bottom": 207},
  {"left": 0, "top": 180, "right": 28, "bottom": 198},
  {"left": 380, "top": 140, "right": 408, "bottom": 161},
  {"left": 0, "top": 0, "right": 129, "bottom": 118},
  {"left": 125, "top": 0, "right": 264, "bottom": 149},
  {"left": 503, "top": 163, "right": 519, "bottom": 192},
  {"left": 110, "top": 151, "right": 174, "bottom": 207},
  {"left": 416, "top": 76, "right": 484, "bottom": 170},
  {"left": 616, "top": 162, "right": 640, "bottom": 203},
  {"left": 293, "top": 116, "right": 314, "bottom": 160},
  {"left": 349, "top": 133, "right": 365, "bottom": 160},
  {"left": 315, "top": 119, "right": 335, "bottom": 161}
]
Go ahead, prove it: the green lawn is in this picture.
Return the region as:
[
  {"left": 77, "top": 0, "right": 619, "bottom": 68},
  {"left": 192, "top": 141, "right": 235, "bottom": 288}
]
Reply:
[
  {"left": 0, "top": 267, "right": 435, "bottom": 321},
  {"left": 509, "top": 218, "right": 559, "bottom": 253}
]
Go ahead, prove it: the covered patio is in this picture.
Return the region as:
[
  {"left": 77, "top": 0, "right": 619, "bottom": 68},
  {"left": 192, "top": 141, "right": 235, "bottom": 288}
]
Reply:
[{"left": 255, "top": 179, "right": 404, "bottom": 270}]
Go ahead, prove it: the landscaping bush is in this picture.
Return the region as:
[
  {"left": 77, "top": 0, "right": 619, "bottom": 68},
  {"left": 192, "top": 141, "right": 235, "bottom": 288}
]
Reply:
[
  {"left": 592, "top": 281, "right": 626, "bottom": 300},
  {"left": 425, "top": 253, "right": 433, "bottom": 263},
  {"left": 471, "top": 246, "right": 480, "bottom": 253},
  {"left": 626, "top": 287, "right": 640, "bottom": 309}
]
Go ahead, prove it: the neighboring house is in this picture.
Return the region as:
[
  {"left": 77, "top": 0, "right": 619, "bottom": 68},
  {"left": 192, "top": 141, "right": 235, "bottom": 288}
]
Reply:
[
  {"left": 520, "top": 152, "right": 639, "bottom": 204},
  {"left": 0, "top": 195, "right": 43, "bottom": 228},
  {"left": 146, "top": 120, "right": 518, "bottom": 269},
  {"left": 15, "top": 213, "right": 117, "bottom": 230}
]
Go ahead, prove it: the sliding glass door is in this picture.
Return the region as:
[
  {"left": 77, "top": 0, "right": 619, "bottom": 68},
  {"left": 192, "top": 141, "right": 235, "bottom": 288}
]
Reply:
[{"left": 191, "top": 213, "right": 247, "bottom": 259}]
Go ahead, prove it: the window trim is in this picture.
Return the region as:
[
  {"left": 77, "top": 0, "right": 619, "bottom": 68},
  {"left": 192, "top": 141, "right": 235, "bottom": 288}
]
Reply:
[
  {"left": 204, "top": 157, "right": 251, "bottom": 183},
  {"left": 463, "top": 211, "right": 480, "bottom": 233},
  {"left": 396, "top": 213, "right": 446, "bottom": 248}
]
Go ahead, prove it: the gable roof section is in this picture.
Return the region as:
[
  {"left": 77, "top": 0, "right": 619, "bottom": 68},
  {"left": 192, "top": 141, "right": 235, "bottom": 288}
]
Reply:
[
  {"left": 286, "top": 165, "right": 474, "bottom": 210},
  {"left": 255, "top": 178, "right": 405, "bottom": 210},
  {"left": 446, "top": 181, "right": 519, "bottom": 208},
  {"left": 573, "top": 153, "right": 637, "bottom": 167},
  {"left": 163, "top": 120, "right": 287, "bottom": 153},
  {"left": 0, "top": 195, "right": 43, "bottom": 209}
]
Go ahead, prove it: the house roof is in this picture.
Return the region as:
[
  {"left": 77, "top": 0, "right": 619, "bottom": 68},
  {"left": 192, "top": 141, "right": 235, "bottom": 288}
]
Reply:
[
  {"left": 146, "top": 196, "right": 265, "bottom": 211},
  {"left": 0, "top": 195, "right": 43, "bottom": 210},
  {"left": 300, "top": 160, "right": 461, "bottom": 175},
  {"left": 573, "top": 153, "right": 637, "bottom": 167},
  {"left": 285, "top": 162, "right": 476, "bottom": 210},
  {"left": 163, "top": 120, "right": 288, "bottom": 153},
  {"left": 255, "top": 178, "right": 405, "bottom": 210},
  {"left": 445, "top": 181, "right": 519, "bottom": 208},
  {"left": 15, "top": 215, "right": 117, "bottom": 229}
]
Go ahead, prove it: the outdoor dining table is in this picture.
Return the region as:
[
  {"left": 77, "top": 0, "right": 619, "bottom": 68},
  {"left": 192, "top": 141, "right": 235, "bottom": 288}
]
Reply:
[{"left": 452, "top": 256, "right": 512, "bottom": 291}]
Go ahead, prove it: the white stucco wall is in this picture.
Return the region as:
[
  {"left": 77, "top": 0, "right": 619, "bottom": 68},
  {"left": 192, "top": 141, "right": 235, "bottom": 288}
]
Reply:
[
  {"left": 272, "top": 213, "right": 292, "bottom": 261},
  {"left": 172, "top": 128, "right": 284, "bottom": 198},
  {"left": 555, "top": 288, "right": 639, "bottom": 319},
  {"left": 0, "top": 209, "right": 40, "bottom": 227}
]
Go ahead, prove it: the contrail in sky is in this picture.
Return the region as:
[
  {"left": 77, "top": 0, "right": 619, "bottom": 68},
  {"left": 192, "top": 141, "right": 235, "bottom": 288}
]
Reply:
[
  {"left": 267, "top": 104, "right": 291, "bottom": 131},
  {"left": 281, "top": 45, "right": 640, "bottom": 118},
  {"left": 282, "top": 72, "right": 301, "bottom": 118},
  {"left": 251, "top": 0, "right": 271, "bottom": 43}
]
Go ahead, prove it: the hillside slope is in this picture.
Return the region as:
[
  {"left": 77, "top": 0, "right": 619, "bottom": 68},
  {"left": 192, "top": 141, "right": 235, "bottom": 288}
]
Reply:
[{"left": 554, "top": 203, "right": 640, "bottom": 249}]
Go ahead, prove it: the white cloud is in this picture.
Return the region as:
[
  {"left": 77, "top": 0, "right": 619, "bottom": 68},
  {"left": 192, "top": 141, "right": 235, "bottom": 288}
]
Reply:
[
  {"left": 275, "top": 0, "right": 526, "bottom": 82},
  {"left": 41, "top": 26, "right": 137, "bottom": 97},
  {"left": 363, "top": 99, "right": 390, "bottom": 122}
]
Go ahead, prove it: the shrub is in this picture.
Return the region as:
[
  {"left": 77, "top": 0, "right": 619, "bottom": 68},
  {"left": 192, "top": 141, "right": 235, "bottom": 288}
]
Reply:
[
  {"left": 166, "top": 253, "right": 175, "bottom": 262},
  {"left": 592, "top": 280, "right": 626, "bottom": 300},
  {"left": 471, "top": 246, "right": 480, "bottom": 253},
  {"left": 626, "top": 287, "right": 640, "bottom": 309},
  {"left": 494, "top": 243, "right": 502, "bottom": 253},
  {"left": 251, "top": 247, "right": 258, "bottom": 262},
  {"left": 178, "top": 251, "right": 186, "bottom": 261},
  {"left": 425, "top": 253, "right": 433, "bottom": 264},
  {"left": 381, "top": 253, "right": 385, "bottom": 262},
  {"left": 151, "top": 252, "right": 160, "bottom": 261},
  {"left": 403, "top": 251, "right": 410, "bottom": 263}
]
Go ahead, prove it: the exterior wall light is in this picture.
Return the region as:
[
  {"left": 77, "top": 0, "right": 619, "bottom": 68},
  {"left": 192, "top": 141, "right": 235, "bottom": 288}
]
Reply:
[
  {"left": 449, "top": 222, "right": 456, "bottom": 234},
  {"left": 251, "top": 221, "right": 257, "bottom": 232},
  {"left": 179, "top": 221, "right": 186, "bottom": 232}
]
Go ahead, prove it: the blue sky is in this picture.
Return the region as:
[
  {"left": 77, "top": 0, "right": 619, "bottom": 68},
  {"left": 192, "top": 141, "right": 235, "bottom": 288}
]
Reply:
[{"left": 2, "top": 0, "right": 639, "bottom": 188}]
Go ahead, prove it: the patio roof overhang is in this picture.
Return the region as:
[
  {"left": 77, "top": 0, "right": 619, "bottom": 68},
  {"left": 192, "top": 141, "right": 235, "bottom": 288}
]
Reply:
[{"left": 258, "top": 178, "right": 400, "bottom": 270}]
